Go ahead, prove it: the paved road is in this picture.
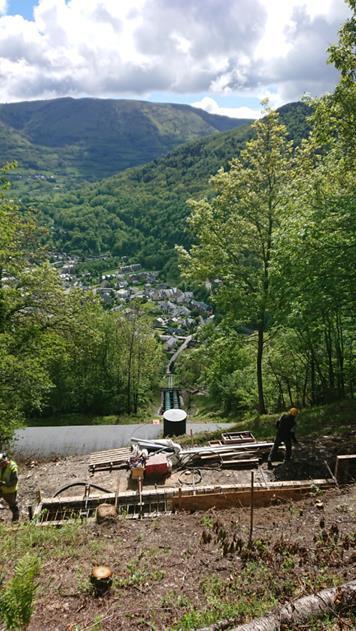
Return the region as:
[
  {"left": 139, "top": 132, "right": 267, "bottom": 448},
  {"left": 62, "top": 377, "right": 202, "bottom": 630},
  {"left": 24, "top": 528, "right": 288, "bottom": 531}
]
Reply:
[{"left": 11, "top": 422, "right": 232, "bottom": 458}]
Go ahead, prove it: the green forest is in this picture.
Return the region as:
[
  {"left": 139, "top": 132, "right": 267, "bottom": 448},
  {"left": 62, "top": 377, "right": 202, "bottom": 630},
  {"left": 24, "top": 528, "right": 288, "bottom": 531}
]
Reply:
[
  {"left": 175, "top": 9, "right": 355, "bottom": 415},
  {"left": 0, "top": 183, "right": 163, "bottom": 441},
  {"left": 0, "top": 5, "right": 355, "bottom": 442},
  {"left": 27, "top": 101, "right": 309, "bottom": 280}
]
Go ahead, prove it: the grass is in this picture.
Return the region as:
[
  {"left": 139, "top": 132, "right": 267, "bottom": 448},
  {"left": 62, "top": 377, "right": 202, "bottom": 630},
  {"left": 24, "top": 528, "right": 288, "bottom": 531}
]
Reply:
[
  {"left": 0, "top": 520, "right": 83, "bottom": 562},
  {"left": 170, "top": 561, "right": 278, "bottom": 630},
  {"left": 0, "top": 493, "right": 354, "bottom": 630},
  {"left": 27, "top": 406, "right": 161, "bottom": 427},
  {"left": 178, "top": 399, "right": 356, "bottom": 446}
]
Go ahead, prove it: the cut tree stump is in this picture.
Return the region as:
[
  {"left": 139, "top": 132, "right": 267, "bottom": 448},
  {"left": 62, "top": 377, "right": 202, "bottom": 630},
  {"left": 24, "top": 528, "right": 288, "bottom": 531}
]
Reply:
[
  {"left": 96, "top": 503, "right": 117, "bottom": 524},
  {"left": 90, "top": 565, "right": 113, "bottom": 596}
]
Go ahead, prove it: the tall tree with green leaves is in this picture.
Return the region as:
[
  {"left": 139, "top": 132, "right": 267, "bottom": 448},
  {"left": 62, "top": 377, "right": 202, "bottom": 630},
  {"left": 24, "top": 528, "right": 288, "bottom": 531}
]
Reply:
[
  {"left": 178, "top": 106, "right": 293, "bottom": 413},
  {"left": 271, "top": 2, "right": 356, "bottom": 406}
]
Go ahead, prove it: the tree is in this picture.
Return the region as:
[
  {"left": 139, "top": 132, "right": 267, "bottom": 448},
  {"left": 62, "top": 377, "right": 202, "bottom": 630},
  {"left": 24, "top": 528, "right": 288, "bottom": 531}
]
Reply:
[
  {"left": 271, "top": 4, "right": 356, "bottom": 406},
  {"left": 114, "top": 303, "right": 163, "bottom": 414},
  {"left": 178, "top": 106, "right": 293, "bottom": 413},
  {"left": 0, "top": 164, "right": 63, "bottom": 441}
]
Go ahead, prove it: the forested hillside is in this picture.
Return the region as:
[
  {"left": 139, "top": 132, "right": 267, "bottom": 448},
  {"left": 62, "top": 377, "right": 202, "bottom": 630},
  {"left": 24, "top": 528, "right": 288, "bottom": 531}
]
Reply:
[
  {"left": 175, "top": 12, "right": 356, "bottom": 415},
  {"left": 34, "top": 102, "right": 310, "bottom": 278},
  {"left": 0, "top": 164, "right": 165, "bottom": 440},
  {"left": 1, "top": 2, "right": 354, "bottom": 433},
  {"left": 0, "top": 97, "right": 251, "bottom": 189}
]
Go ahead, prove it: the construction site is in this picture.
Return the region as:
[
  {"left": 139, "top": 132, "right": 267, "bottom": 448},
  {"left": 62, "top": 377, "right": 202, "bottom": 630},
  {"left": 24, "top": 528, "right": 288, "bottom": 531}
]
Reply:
[
  {"left": 19, "top": 389, "right": 354, "bottom": 527},
  {"left": 1, "top": 393, "right": 355, "bottom": 631}
]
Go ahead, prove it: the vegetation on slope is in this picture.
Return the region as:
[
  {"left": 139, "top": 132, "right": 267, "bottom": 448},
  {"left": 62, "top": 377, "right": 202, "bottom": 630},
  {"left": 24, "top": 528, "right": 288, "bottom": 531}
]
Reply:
[
  {"left": 0, "top": 476, "right": 355, "bottom": 630},
  {"left": 174, "top": 8, "right": 355, "bottom": 414},
  {"left": 0, "top": 169, "right": 164, "bottom": 441},
  {"left": 0, "top": 96, "right": 251, "bottom": 189},
  {"left": 29, "top": 102, "right": 310, "bottom": 280}
]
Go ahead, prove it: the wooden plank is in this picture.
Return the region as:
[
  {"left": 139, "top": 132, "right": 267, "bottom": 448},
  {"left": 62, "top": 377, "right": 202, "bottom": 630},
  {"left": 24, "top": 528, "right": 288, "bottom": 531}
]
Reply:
[
  {"left": 90, "top": 448, "right": 131, "bottom": 456},
  {"left": 219, "top": 451, "right": 256, "bottom": 460},
  {"left": 90, "top": 450, "right": 131, "bottom": 462},
  {"left": 220, "top": 458, "right": 259, "bottom": 468},
  {"left": 172, "top": 482, "right": 334, "bottom": 511}
]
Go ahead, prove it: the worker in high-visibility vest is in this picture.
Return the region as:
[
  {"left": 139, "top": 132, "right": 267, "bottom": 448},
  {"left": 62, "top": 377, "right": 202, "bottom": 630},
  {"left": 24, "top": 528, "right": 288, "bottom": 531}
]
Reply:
[{"left": 0, "top": 453, "right": 19, "bottom": 522}]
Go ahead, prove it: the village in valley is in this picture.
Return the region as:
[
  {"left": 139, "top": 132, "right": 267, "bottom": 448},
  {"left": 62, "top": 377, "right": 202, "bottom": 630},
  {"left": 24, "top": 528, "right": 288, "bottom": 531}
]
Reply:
[{"left": 52, "top": 253, "right": 213, "bottom": 352}]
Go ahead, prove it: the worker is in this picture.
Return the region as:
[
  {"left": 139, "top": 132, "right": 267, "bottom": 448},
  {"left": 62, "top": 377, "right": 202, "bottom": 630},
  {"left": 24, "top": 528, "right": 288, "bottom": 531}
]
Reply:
[
  {"left": 0, "top": 453, "right": 20, "bottom": 522},
  {"left": 267, "top": 407, "right": 299, "bottom": 470}
]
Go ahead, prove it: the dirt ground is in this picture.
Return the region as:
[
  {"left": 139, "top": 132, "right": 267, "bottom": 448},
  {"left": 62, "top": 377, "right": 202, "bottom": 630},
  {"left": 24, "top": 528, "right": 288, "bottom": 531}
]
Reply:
[
  {"left": 4, "top": 429, "right": 355, "bottom": 521},
  {"left": 0, "top": 434, "right": 355, "bottom": 630},
  {"left": 1, "top": 485, "right": 354, "bottom": 631}
]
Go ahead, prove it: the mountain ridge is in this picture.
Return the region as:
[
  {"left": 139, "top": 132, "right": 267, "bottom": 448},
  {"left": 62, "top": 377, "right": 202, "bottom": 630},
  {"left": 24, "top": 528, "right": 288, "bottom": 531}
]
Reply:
[
  {"left": 36, "top": 101, "right": 311, "bottom": 279},
  {"left": 0, "top": 96, "right": 251, "bottom": 182}
]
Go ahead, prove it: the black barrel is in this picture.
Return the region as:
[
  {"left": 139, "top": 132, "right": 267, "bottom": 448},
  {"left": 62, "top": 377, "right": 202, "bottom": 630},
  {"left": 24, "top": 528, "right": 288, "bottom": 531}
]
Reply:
[{"left": 163, "top": 409, "right": 187, "bottom": 437}]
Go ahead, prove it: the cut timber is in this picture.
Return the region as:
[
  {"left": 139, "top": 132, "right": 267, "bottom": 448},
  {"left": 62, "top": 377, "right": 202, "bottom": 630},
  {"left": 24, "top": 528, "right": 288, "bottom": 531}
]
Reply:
[
  {"left": 334, "top": 454, "right": 356, "bottom": 483},
  {"left": 33, "top": 478, "right": 335, "bottom": 524},
  {"left": 201, "top": 451, "right": 256, "bottom": 460},
  {"left": 227, "top": 579, "right": 356, "bottom": 630},
  {"left": 172, "top": 479, "right": 334, "bottom": 511}
]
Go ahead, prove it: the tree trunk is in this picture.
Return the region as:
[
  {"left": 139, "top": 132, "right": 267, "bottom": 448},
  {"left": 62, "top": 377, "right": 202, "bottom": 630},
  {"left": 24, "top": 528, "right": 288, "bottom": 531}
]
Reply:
[
  {"left": 257, "top": 323, "right": 266, "bottom": 414},
  {"left": 324, "top": 317, "right": 335, "bottom": 394},
  {"left": 126, "top": 325, "right": 135, "bottom": 414},
  {"left": 285, "top": 377, "right": 293, "bottom": 407},
  {"left": 334, "top": 311, "right": 345, "bottom": 399},
  {"left": 310, "top": 354, "right": 316, "bottom": 405},
  {"left": 198, "top": 580, "right": 356, "bottom": 631},
  {"left": 302, "top": 364, "right": 309, "bottom": 407},
  {"left": 268, "top": 361, "right": 285, "bottom": 409}
]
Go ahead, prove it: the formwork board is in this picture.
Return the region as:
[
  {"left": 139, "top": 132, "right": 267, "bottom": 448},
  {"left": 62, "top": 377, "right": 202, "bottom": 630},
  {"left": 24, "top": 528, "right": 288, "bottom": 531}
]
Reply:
[
  {"left": 172, "top": 479, "right": 335, "bottom": 511},
  {"left": 33, "top": 478, "right": 335, "bottom": 524}
]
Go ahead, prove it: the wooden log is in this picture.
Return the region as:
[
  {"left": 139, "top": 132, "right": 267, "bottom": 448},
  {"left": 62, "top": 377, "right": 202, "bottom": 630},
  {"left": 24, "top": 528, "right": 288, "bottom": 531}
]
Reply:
[{"left": 230, "top": 579, "right": 356, "bottom": 630}]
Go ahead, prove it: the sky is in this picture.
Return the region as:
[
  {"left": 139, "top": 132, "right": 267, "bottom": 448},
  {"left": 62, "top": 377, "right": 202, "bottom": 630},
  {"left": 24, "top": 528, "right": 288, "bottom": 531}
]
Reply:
[{"left": 0, "top": 0, "right": 350, "bottom": 119}]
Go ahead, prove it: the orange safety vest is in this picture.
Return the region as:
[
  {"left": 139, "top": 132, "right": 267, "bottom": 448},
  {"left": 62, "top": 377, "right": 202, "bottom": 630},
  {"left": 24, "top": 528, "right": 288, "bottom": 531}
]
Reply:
[{"left": 0, "top": 460, "right": 18, "bottom": 494}]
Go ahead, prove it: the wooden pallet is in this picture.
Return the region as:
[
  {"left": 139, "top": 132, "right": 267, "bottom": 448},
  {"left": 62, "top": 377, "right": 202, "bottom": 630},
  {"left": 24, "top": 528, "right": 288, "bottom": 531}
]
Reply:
[
  {"left": 221, "top": 431, "right": 255, "bottom": 444},
  {"left": 89, "top": 447, "right": 132, "bottom": 474}
]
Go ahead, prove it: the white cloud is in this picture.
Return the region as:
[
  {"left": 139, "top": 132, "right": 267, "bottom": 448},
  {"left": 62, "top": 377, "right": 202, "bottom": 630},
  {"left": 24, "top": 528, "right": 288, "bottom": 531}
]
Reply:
[
  {"left": 191, "top": 96, "right": 262, "bottom": 120},
  {"left": 0, "top": 0, "right": 350, "bottom": 104},
  {"left": 0, "top": 0, "right": 7, "bottom": 16}
]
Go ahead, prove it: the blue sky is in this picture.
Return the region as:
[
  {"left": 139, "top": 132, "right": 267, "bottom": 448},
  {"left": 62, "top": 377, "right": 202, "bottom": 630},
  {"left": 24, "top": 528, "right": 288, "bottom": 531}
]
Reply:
[
  {"left": 0, "top": 1, "right": 350, "bottom": 118},
  {"left": 7, "top": 1, "right": 34, "bottom": 20}
]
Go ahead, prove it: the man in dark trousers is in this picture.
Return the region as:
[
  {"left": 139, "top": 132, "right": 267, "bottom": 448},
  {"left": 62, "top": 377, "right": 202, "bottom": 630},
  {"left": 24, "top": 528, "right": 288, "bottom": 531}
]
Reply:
[
  {"left": 0, "top": 452, "right": 19, "bottom": 522},
  {"left": 268, "top": 407, "right": 299, "bottom": 470}
]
